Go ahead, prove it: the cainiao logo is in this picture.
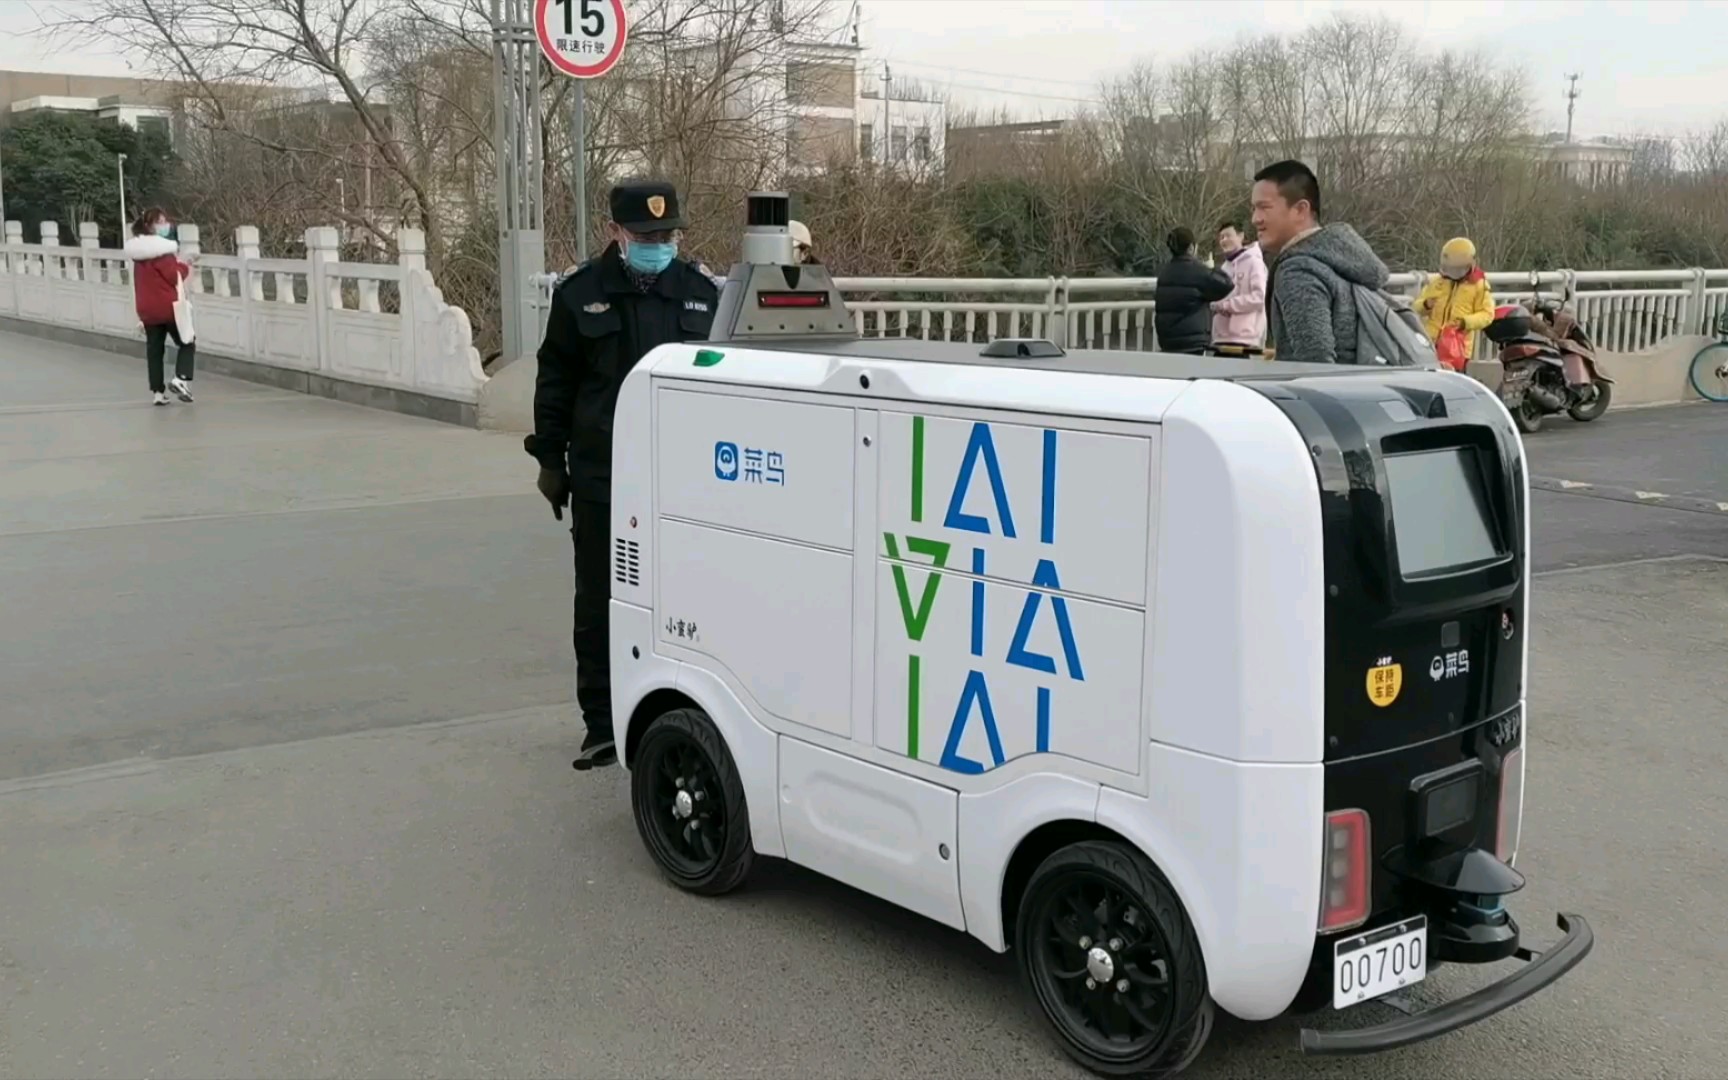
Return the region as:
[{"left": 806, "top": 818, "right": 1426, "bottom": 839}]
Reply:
[{"left": 714, "top": 440, "right": 739, "bottom": 481}]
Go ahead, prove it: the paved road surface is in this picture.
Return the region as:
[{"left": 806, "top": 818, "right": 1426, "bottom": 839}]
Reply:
[
  {"left": 3, "top": 334, "right": 1726, "bottom": 1078},
  {"left": 1523, "top": 403, "right": 1728, "bottom": 570}
]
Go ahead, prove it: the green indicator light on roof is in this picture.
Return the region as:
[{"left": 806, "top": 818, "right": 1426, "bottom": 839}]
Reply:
[{"left": 694, "top": 349, "right": 724, "bottom": 367}]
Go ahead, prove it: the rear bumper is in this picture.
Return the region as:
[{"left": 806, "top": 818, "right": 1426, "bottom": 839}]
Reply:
[{"left": 1299, "top": 912, "right": 1593, "bottom": 1056}]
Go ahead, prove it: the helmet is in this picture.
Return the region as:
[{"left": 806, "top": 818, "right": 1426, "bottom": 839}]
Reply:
[
  {"left": 1440, "top": 236, "right": 1476, "bottom": 280},
  {"left": 788, "top": 219, "right": 812, "bottom": 248},
  {"left": 1441, "top": 236, "right": 1476, "bottom": 261}
]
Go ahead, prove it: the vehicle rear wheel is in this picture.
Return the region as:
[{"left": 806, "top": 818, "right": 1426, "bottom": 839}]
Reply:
[
  {"left": 630, "top": 707, "right": 754, "bottom": 896},
  {"left": 1567, "top": 380, "right": 1612, "bottom": 421},
  {"left": 1514, "top": 398, "right": 1544, "bottom": 434},
  {"left": 1689, "top": 342, "right": 1728, "bottom": 402},
  {"left": 1016, "top": 841, "right": 1213, "bottom": 1078}
]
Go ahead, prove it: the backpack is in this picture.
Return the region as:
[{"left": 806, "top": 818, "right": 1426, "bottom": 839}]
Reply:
[{"left": 1348, "top": 283, "right": 1439, "bottom": 368}]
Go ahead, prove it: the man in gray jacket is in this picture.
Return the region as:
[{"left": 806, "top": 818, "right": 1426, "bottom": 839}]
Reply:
[{"left": 1250, "top": 159, "right": 1390, "bottom": 364}]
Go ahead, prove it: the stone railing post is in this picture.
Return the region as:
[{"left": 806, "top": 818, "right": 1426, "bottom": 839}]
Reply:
[
  {"left": 177, "top": 224, "right": 203, "bottom": 294},
  {"left": 78, "top": 222, "right": 100, "bottom": 289},
  {"left": 1684, "top": 267, "right": 1708, "bottom": 335},
  {"left": 222, "top": 225, "right": 257, "bottom": 360},
  {"left": 0, "top": 220, "right": 19, "bottom": 315},
  {"left": 73, "top": 222, "right": 101, "bottom": 328},
  {"left": 235, "top": 226, "right": 264, "bottom": 300},
  {"left": 396, "top": 228, "right": 426, "bottom": 382},
  {"left": 40, "top": 222, "right": 61, "bottom": 279},
  {"left": 396, "top": 227, "right": 427, "bottom": 271},
  {"left": 305, "top": 226, "right": 341, "bottom": 373}
]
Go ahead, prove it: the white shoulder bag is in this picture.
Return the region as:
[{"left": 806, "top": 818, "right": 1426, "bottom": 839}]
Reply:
[{"left": 173, "top": 264, "right": 197, "bottom": 344}]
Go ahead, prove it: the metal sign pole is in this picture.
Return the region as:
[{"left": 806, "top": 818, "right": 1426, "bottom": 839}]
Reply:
[
  {"left": 538, "top": 0, "right": 627, "bottom": 268},
  {"left": 573, "top": 80, "right": 587, "bottom": 265}
]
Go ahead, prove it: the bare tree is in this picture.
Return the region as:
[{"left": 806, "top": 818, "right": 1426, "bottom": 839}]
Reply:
[
  {"left": 1099, "top": 53, "right": 1254, "bottom": 257},
  {"left": 48, "top": 0, "right": 462, "bottom": 266},
  {"left": 1679, "top": 119, "right": 1728, "bottom": 176}
]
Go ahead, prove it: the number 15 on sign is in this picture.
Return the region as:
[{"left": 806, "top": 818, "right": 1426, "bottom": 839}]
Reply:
[{"left": 536, "top": 0, "right": 629, "bottom": 79}]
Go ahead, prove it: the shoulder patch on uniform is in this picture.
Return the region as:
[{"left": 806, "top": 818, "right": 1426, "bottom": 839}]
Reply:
[{"left": 582, "top": 301, "right": 610, "bottom": 314}]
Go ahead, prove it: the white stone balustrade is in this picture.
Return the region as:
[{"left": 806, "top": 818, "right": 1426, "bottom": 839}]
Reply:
[{"left": 0, "top": 221, "right": 487, "bottom": 421}]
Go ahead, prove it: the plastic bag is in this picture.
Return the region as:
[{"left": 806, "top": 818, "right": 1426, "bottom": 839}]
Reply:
[{"left": 1436, "top": 325, "right": 1468, "bottom": 372}]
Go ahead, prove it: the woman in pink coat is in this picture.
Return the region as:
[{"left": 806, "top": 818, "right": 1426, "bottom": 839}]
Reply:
[{"left": 1210, "top": 221, "right": 1268, "bottom": 349}]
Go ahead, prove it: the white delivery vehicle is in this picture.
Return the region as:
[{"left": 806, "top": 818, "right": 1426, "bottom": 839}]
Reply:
[{"left": 605, "top": 194, "right": 1593, "bottom": 1077}]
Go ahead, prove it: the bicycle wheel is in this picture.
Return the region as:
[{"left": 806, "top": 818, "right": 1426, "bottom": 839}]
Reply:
[{"left": 1690, "top": 342, "right": 1728, "bottom": 402}]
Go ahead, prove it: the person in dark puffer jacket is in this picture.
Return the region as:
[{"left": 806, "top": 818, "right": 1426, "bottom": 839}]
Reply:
[{"left": 1152, "top": 227, "right": 1233, "bottom": 355}]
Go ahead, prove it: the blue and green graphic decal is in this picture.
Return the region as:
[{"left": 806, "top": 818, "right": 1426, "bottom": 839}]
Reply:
[{"left": 886, "top": 415, "right": 1086, "bottom": 774}]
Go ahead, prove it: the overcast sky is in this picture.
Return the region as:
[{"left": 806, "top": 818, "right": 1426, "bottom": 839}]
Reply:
[{"left": 0, "top": 0, "right": 1722, "bottom": 137}]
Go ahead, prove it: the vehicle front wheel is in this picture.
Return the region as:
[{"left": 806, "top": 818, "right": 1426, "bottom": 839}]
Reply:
[
  {"left": 1690, "top": 342, "right": 1728, "bottom": 402},
  {"left": 1567, "top": 380, "right": 1612, "bottom": 421},
  {"left": 1515, "top": 398, "right": 1544, "bottom": 434},
  {"left": 1015, "top": 841, "right": 1214, "bottom": 1078},
  {"left": 630, "top": 706, "right": 755, "bottom": 896}
]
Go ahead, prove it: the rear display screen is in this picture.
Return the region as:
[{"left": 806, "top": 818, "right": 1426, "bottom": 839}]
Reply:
[{"left": 1383, "top": 448, "right": 1502, "bottom": 577}]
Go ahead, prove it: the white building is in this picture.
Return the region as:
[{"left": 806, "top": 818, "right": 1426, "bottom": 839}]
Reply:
[
  {"left": 596, "top": 33, "right": 945, "bottom": 183},
  {"left": 9, "top": 94, "right": 176, "bottom": 144},
  {"left": 1536, "top": 138, "right": 1638, "bottom": 188},
  {"left": 784, "top": 42, "right": 945, "bottom": 177}
]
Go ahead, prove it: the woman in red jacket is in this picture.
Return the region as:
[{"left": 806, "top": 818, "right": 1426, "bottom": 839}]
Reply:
[{"left": 123, "top": 207, "right": 195, "bottom": 405}]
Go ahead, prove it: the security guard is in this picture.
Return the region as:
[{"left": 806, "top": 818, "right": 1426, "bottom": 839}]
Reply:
[{"left": 525, "top": 180, "right": 719, "bottom": 770}]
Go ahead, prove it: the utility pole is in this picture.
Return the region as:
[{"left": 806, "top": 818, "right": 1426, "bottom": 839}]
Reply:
[
  {"left": 1564, "top": 73, "right": 1581, "bottom": 144},
  {"left": 880, "top": 63, "right": 891, "bottom": 169},
  {"left": 117, "top": 153, "right": 128, "bottom": 235}
]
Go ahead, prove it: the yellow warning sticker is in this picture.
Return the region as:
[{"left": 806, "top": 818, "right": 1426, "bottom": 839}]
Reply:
[{"left": 1366, "top": 659, "right": 1403, "bottom": 708}]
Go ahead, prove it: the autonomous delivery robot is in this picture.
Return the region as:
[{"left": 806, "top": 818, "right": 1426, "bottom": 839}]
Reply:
[{"left": 603, "top": 193, "right": 1593, "bottom": 1077}]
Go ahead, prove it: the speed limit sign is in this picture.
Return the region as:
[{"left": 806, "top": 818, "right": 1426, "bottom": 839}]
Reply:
[{"left": 535, "top": 0, "right": 628, "bottom": 79}]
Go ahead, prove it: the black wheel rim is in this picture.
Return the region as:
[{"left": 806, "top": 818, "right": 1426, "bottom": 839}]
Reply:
[
  {"left": 1028, "top": 871, "right": 1176, "bottom": 1062},
  {"left": 640, "top": 732, "right": 728, "bottom": 880}
]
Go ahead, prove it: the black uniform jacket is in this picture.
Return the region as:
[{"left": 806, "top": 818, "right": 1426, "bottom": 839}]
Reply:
[{"left": 530, "top": 243, "right": 719, "bottom": 500}]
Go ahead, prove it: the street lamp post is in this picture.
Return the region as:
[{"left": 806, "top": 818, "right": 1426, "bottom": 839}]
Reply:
[{"left": 117, "top": 152, "right": 129, "bottom": 236}]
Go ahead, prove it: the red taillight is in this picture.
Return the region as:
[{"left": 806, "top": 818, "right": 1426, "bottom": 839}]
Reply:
[
  {"left": 1497, "top": 747, "right": 1524, "bottom": 866},
  {"left": 756, "top": 291, "right": 829, "bottom": 308},
  {"left": 1319, "top": 809, "right": 1371, "bottom": 932}
]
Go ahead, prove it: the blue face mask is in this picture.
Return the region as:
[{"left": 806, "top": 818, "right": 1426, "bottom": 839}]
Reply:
[
  {"left": 624, "top": 239, "right": 676, "bottom": 275},
  {"left": 154, "top": 223, "right": 172, "bottom": 238}
]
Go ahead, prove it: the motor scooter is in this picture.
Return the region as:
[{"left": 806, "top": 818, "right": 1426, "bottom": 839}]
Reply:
[{"left": 1484, "top": 272, "right": 1614, "bottom": 434}]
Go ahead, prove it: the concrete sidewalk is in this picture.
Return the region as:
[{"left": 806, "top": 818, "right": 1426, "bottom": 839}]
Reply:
[{"left": 0, "top": 330, "right": 571, "bottom": 782}]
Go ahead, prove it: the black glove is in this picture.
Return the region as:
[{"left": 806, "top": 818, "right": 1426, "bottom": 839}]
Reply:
[{"left": 536, "top": 466, "right": 571, "bottom": 521}]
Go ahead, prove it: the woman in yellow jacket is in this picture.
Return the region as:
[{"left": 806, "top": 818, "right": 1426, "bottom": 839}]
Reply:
[{"left": 1417, "top": 237, "right": 1496, "bottom": 366}]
